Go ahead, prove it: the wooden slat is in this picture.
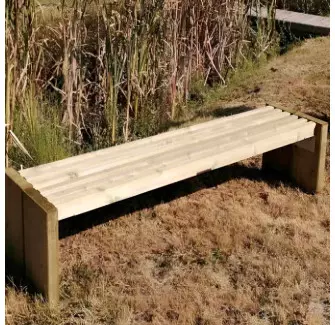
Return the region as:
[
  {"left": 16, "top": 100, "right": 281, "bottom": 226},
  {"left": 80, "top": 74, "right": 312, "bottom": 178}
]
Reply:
[
  {"left": 32, "top": 110, "right": 290, "bottom": 191},
  {"left": 20, "top": 106, "right": 274, "bottom": 178},
  {"left": 49, "top": 117, "right": 308, "bottom": 203},
  {"left": 5, "top": 168, "right": 33, "bottom": 273},
  {"left": 18, "top": 106, "right": 316, "bottom": 220},
  {"left": 23, "top": 188, "right": 59, "bottom": 306},
  {"left": 249, "top": 8, "right": 330, "bottom": 35},
  {"left": 39, "top": 113, "right": 297, "bottom": 197},
  {"left": 55, "top": 121, "right": 315, "bottom": 219},
  {"left": 23, "top": 108, "right": 283, "bottom": 187}
]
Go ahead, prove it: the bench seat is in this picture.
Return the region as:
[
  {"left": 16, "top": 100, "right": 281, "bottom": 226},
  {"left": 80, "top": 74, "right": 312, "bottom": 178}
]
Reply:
[
  {"left": 20, "top": 106, "right": 315, "bottom": 220},
  {"left": 5, "top": 105, "right": 328, "bottom": 305}
]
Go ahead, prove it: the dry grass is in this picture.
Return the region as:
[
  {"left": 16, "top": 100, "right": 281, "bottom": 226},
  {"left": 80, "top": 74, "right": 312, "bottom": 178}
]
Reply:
[
  {"left": 7, "top": 0, "right": 274, "bottom": 164},
  {"left": 5, "top": 37, "right": 330, "bottom": 325}
]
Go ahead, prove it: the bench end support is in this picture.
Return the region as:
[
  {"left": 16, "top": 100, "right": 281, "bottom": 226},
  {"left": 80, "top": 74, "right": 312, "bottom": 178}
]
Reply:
[
  {"left": 5, "top": 168, "right": 59, "bottom": 306},
  {"left": 262, "top": 111, "right": 328, "bottom": 193}
]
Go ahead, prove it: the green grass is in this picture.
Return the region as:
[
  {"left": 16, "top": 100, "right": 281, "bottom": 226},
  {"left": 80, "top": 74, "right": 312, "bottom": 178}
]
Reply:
[{"left": 9, "top": 93, "right": 73, "bottom": 169}]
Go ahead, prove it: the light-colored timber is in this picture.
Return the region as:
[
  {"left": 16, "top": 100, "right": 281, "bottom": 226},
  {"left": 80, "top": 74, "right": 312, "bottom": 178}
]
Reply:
[
  {"left": 250, "top": 8, "right": 330, "bottom": 36},
  {"left": 23, "top": 187, "right": 59, "bottom": 306},
  {"left": 5, "top": 168, "right": 59, "bottom": 306},
  {"left": 20, "top": 105, "right": 318, "bottom": 220},
  {"left": 5, "top": 105, "right": 328, "bottom": 305},
  {"left": 5, "top": 169, "right": 33, "bottom": 271},
  {"left": 262, "top": 105, "right": 328, "bottom": 193}
]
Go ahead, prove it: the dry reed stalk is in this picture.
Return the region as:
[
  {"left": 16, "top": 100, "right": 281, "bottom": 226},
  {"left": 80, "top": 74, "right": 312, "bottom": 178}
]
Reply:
[
  {"left": 60, "top": 0, "right": 88, "bottom": 141},
  {"left": 5, "top": 0, "right": 276, "bottom": 160}
]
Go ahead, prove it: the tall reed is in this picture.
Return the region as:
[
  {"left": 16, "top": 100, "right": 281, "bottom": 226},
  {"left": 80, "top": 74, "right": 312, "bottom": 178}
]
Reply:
[{"left": 5, "top": 0, "right": 277, "bottom": 167}]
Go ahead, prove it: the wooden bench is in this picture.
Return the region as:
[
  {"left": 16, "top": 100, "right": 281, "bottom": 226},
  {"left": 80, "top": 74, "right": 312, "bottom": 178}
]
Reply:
[
  {"left": 249, "top": 8, "right": 330, "bottom": 36},
  {"left": 5, "top": 105, "right": 328, "bottom": 306}
]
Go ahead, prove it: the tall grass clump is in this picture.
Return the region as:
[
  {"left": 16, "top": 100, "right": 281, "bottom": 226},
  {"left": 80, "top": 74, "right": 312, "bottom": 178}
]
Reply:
[
  {"left": 9, "top": 91, "right": 72, "bottom": 168},
  {"left": 5, "top": 0, "right": 277, "bottom": 168},
  {"left": 5, "top": 0, "right": 72, "bottom": 167}
]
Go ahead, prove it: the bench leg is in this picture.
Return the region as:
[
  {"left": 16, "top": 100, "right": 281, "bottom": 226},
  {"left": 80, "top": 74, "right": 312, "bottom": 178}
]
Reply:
[
  {"left": 23, "top": 187, "right": 59, "bottom": 306},
  {"left": 5, "top": 168, "right": 59, "bottom": 306},
  {"left": 5, "top": 169, "right": 32, "bottom": 275},
  {"left": 262, "top": 120, "right": 328, "bottom": 193}
]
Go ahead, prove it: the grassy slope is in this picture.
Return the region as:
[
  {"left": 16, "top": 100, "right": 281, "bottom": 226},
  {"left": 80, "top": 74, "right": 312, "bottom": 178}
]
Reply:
[{"left": 6, "top": 37, "right": 330, "bottom": 325}]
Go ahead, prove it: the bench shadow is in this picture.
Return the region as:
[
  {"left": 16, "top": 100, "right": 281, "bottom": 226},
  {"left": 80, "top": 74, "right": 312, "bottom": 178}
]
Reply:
[
  {"left": 59, "top": 162, "right": 296, "bottom": 239},
  {"left": 8, "top": 161, "right": 291, "bottom": 294}
]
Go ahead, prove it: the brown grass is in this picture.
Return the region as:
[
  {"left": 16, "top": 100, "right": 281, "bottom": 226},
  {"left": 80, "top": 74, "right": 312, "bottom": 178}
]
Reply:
[
  {"left": 7, "top": 0, "right": 273, "bottom": 164},
  {"left": 5, "top": 37, "right": 330, "bottom": 325}
]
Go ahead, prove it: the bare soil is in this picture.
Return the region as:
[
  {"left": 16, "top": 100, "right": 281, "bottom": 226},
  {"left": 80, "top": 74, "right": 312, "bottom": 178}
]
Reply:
[{"left": 6, "top": 37, "right": 330, "bottom": 325}]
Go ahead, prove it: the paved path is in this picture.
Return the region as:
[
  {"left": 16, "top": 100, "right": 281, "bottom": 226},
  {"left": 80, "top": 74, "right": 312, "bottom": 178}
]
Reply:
[{"left": 250, "top": 8, "right": 330, "bottom": 36}]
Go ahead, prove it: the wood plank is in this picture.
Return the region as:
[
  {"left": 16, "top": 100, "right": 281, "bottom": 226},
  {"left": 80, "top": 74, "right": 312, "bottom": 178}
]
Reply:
[
  {"left": 40, "top": 113, "right": 298, "bottom": 198},
  {"left": 5, "top": 168, "right": 33, "bottom": 274},
  {"left": 20, "top": 106, "right": 274, "bottom": 178},
  {"left": 23, "top": 187, "right": 59, "bottom": 306},
  {"left": 249, "top": 8, "right": 330, "bottom": 35},
  {"left": 23, "top": 108, "right": 284, "bottom": 187},
  {"left": 29, "top": 110, "right": 289, "bottom": 190},
  {"left": 55, "top": 122, "right": 315, "bottom": 219},
  {"left": 263, "top": 110, "right": 328, "bottom": 193},
  {"left": 49, "top": 117, "right": 308, "bottom": 204}
]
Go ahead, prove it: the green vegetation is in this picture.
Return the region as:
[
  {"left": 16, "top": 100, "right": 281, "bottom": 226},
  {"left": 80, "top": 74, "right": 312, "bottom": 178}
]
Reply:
[{"left": 9, "top": 91, "right": 72, "bottom": 169}]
